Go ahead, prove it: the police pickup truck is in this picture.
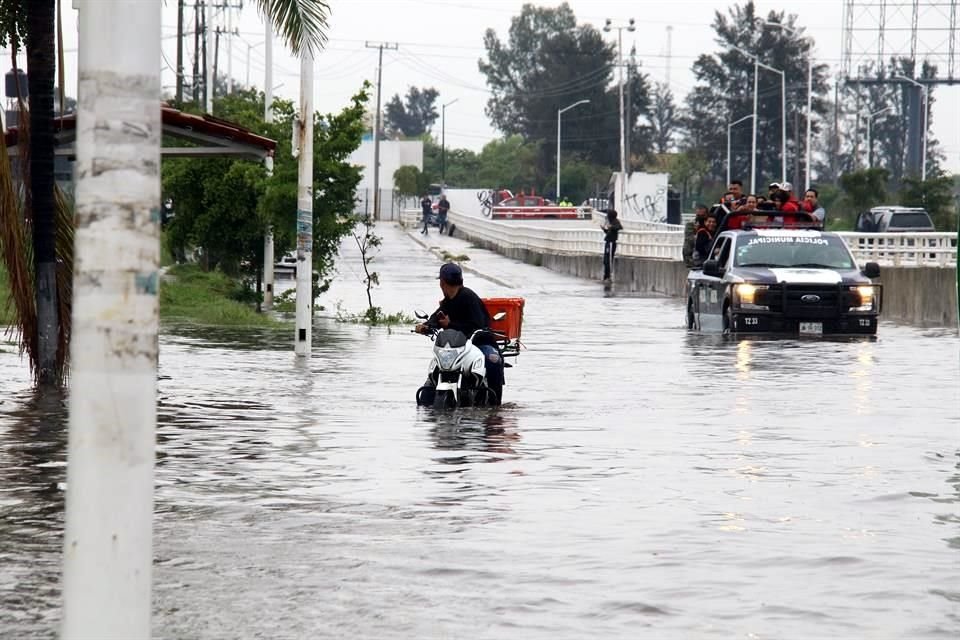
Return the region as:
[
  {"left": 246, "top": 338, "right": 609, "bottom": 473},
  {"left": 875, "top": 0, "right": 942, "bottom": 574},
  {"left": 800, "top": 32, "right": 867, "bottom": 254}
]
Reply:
[{"left": 686, "top": 212, "right": 882, "bottom": 336}]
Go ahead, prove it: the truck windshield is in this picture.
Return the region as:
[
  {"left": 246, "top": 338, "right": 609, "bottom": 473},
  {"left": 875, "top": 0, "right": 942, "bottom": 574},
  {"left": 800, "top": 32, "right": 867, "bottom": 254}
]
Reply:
[{"left": 734, "top": 234, "right": 855, "bottom": 270}]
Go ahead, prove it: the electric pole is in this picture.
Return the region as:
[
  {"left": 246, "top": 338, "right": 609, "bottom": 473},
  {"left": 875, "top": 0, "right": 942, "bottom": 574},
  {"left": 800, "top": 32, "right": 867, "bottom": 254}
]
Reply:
[
  {"left": 365, "top": 41, "right": 398, "bottom": 221},
  {"left": 193, "top": 2, "right": 200, "bottom": 105},
  {"left": 176, "top": 0, "right": 184, "bottom": 104},
  {"left": 213, "top": 27, "right": 221, "bottom": 102}
]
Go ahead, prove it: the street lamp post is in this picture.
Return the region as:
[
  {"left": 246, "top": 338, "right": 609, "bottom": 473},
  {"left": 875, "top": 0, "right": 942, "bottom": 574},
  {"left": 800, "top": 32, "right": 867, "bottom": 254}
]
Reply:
[
  {"left": 893, "top": 74, "right": 928, "bottom": 181},
  {"left": 245, "top": 39, "right": 264, "bottom": 88},
  {"left": 441, "top": 98, "right": 459, "bottom": 187},
  {"left": 765, "top": 21, "right": 813, "bottom": 189},
  {"left": 604, "top": 18, "right": 635, "bottom": 215},
  {"left": 865, "top": 105, "right": 893, "bottom": 169},
  {"left": 727, "top": 114, "right": 755, "bottom": 186},
  {"left": 557, "top": 99, "right": 591, "bottom": 202},
  {"left": 733, "top": 45, "right": 785, "bottom": 192}
]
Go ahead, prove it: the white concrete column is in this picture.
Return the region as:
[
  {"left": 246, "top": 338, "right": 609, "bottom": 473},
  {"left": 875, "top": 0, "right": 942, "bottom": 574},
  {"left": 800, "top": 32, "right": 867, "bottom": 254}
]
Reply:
[
  {"left": 62, "top": 0, "right": 161, "bottom": 637},
  {"left": 294, "top": 51, "right": 314, "bottom": 356}
]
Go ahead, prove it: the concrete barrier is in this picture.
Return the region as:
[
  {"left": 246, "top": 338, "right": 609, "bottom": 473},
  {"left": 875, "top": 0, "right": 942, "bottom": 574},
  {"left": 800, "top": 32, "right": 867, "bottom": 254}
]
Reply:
[
  {"left": 450, "top": 220, "right": 958, "bottom": 328},
  {"left": 877, "top": 266, "right": 958, "bottom": 327}
]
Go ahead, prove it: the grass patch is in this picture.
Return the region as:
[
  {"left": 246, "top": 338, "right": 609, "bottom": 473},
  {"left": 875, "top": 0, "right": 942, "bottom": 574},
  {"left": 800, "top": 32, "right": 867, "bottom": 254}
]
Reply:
[
  {"left": 160, "top": 264, "right": 281, "bottom": 326},
  {"left": 334, "top": 302, "right": 413, "bottom": 326},
  {"left": 440, "top": 251, "right": 470, "bottom": 263}
]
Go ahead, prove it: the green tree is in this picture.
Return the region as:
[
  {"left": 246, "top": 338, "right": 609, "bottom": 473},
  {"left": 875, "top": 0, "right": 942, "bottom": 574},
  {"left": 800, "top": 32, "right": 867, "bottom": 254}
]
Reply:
[
  {"left": 423, "top": 140, "right": 480, "bottom": 188},
  {"left": 839, "top": 167, "right": 890, "bottom": 213},
  {"left": 384, "top": 86, "right": 439, "bottom": 138},
  {"left": 164, "top": 84, "right": 370, "bottom": 297},
  {"left": 900, "top": 172, "right": 956, "bottom": 229},
  {"left": 476, "top": 135, "right": 540, "bottom": 192},
  {"left": 650, "top": 82, "right": 678, "bottom": 155},
  {"left": 393, "top": 165, "right": 426, "bottom": 198},
  {"left": 479, "top": 2, "right": 651, "bottom": 182},
  {"left": 679, "top": 2, "right": 830, "bottom": 187}
]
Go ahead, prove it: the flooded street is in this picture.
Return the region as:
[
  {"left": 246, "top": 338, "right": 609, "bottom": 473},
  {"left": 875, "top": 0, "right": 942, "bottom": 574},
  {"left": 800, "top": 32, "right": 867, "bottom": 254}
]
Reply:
[{"left": 1, "top": 223, "right": 958, "bottom": 638}]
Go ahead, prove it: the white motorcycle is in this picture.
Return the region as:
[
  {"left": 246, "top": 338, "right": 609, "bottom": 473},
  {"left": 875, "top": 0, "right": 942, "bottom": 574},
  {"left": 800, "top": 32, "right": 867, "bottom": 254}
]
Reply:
[{"left": 414, "top": 311, "right": 508, "bottom": 409}]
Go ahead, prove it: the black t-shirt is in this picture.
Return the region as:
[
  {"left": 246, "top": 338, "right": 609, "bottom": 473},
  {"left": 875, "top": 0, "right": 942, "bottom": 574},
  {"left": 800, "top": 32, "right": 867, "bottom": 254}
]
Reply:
[
  {"left": 421, "top": 197, "right": 431, "bottom": 214},
  {"left": 603, "top": 219, "right": 623, "bottom": 243},
  {"left": 428, "top": 286, "right": 489, "bottom": 336},
  {"left": 437, "top": 198, "right": 450, "bottom": 214}
]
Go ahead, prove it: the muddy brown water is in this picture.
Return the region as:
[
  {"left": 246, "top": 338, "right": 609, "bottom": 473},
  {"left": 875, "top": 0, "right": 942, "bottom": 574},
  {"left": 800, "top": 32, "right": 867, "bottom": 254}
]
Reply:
[{"left": 1, "top": 225, "right": 957, "bottom": 638}]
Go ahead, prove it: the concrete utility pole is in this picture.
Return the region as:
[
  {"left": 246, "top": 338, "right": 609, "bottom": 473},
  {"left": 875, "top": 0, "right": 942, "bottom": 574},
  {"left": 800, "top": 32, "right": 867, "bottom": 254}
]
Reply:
[
  {"left": 226, "top": 4, "right": 233, "bottom": 94},
  {"left": 193, "top": 2, "right": 200, "bottom": 105},
  {"left": 603, "top": 18, "right": 635, "bottom": 216},
  {"left": 63, "top": 0, "right": 161, "bottom": 636},
  {"left": 294, "top": 49, "right": 314, "bottom": 357},
  {"left": 176, "top": 0, "right": 184, "bottom": 103},
  {"left": 205, "top": 0, "right": 213, "bottom": 112},
  {"left": 365, "top": 41, "right": 398, "bottom": 220},
  {"left": 263, "top": 16, "right": 275, "bottom": 310}
]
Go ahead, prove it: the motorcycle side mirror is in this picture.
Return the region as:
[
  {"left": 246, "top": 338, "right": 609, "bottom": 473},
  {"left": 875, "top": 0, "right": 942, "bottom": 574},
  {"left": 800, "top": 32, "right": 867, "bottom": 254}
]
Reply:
[
  {"left": 492, "top": 311, "right": 507, "bottom": 321},
  {"left": 414, "top": 309, "right": 428, "bottom": 320}
]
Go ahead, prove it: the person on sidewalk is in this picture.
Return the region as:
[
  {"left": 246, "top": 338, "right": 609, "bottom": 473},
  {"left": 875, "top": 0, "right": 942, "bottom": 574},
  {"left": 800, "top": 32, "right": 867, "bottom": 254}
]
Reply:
[
  {"left": 601, "top": 209, "right": 623, "bottom": 283},
  {"left": 420, "top": 194, "right": 432, "bottom": 235},
  {"left": 437, "top": 194, "right": 451, "bottom": 235}
]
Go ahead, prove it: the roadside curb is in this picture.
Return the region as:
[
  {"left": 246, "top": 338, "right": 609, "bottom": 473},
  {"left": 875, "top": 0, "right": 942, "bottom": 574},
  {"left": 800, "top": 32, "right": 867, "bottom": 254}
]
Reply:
[{"left": 403, "top": 228, "right": 516, "bottom": 289}]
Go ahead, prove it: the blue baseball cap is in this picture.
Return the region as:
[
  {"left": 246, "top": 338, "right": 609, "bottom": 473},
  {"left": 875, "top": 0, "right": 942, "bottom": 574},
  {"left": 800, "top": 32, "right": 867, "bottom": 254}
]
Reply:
[{"left": 438, "top": 262, "right": 463, "bottom": 284}]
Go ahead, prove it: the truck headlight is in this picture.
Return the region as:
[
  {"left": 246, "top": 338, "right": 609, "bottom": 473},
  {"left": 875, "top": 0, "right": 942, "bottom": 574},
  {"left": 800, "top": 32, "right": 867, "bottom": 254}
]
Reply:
[
  {"left": 849, "top": 285, "right": 876, "bottom": 312},
  {"left": 735, "top": 283, "right": 768, "bottom": 310}
]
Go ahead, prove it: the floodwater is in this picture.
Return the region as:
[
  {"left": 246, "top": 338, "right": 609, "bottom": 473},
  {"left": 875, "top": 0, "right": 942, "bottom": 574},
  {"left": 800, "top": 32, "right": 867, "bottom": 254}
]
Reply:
[{"left": 1, "top": 224, "right": 958, "bottom": 639}]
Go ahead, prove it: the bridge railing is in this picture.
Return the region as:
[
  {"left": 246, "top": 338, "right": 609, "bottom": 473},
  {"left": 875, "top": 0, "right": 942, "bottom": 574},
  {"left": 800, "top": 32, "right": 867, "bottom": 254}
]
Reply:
[
  {"left": 835, "top": 232, "right": 957, "bottom": 267},
  {"left": 446, "top": 211, "right": 684, "bottom": 260},
  {"left": 400, "top": 209, "right": 957, "bottom": 267}
]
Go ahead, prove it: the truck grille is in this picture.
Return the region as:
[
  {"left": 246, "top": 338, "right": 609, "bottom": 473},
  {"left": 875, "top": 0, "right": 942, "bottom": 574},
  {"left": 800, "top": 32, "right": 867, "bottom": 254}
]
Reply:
[{"left": 764, "top": 284, "right": 851, "bottom": 319}]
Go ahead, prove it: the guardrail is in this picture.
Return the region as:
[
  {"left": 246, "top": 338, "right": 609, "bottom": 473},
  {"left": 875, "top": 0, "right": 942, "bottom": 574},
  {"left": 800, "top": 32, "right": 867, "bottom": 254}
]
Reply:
[
  {"left": 835, "top": 232, "right": 957, "bottom": 267},
  {"left": 399, "top": 209, "right": 957, "bottom": 267},
  {"left": 447, "top": 211, "right": 683, "bottom": 260}
]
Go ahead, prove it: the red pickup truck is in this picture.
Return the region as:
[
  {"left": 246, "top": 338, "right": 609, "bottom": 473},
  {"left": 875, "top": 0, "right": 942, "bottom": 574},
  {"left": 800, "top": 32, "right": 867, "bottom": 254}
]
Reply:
[{"left": 491, "top": 195, "right": 590, "bottom": 220}]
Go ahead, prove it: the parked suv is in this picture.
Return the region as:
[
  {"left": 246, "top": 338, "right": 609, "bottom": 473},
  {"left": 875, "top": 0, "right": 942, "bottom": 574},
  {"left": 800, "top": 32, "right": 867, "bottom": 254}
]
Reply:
[{"left": 855, "top": 206, "right": 935, "bottom": 232}]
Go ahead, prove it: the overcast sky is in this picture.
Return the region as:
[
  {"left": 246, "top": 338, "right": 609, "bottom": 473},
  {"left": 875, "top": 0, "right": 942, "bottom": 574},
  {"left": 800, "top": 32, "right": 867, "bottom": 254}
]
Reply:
[{"left": 34, "top": 1, "right": 960, "bottom": 174}]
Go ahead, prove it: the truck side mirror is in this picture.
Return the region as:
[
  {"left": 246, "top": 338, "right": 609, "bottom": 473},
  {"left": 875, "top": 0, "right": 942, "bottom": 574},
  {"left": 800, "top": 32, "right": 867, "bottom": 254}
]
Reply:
[
  {"left": 703, "top": 259, "right": 722, "bottom": 278},
  {"left": 862, "top": 262, "right": 881, "bottom": 278}
]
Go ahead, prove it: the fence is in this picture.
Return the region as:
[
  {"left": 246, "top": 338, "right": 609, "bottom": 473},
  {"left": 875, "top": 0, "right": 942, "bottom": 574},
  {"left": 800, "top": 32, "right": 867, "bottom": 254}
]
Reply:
[
  {"left": 353, "top": 189, "right": 418, "bottom": 221},
  {"left": 399, "top": 208, "right": 957, "bottom": 268}
]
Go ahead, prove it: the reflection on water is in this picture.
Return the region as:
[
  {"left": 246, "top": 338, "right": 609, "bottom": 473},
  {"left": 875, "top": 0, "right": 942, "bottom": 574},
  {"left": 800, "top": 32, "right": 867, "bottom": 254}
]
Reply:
[
  {"left": 0, "top": 390, "right": 68, "bottom": 633},
  {"left": 1, "top": 225, "right": 958, "bottom": 639}
]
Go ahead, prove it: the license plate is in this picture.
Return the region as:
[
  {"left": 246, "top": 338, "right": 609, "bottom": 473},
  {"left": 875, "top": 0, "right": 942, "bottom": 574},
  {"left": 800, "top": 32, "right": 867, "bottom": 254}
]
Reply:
[{"left": 799, "top": 322, "right": 823, "bottom": 335}]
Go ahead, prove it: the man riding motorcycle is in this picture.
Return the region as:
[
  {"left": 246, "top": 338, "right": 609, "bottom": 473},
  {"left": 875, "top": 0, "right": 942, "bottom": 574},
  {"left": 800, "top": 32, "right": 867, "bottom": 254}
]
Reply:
[{"left": 415, "top": 263, "right": 504, "bottom": 403}]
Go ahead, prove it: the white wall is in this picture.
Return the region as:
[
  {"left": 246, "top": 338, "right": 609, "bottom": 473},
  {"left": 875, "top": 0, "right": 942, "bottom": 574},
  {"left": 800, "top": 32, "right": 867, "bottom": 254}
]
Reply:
[
  {"left": 349, "top": 140, "right": 424, "bottom": 190},
  {"left": 612, "top": 172, "right": 670, "bottom": 222}
]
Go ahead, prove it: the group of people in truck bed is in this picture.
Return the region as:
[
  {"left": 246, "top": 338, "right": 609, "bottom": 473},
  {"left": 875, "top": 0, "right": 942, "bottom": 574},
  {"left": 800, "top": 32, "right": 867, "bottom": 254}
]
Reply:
[{"left": 683, "top": 180, "right": 827, "bottom": 267}]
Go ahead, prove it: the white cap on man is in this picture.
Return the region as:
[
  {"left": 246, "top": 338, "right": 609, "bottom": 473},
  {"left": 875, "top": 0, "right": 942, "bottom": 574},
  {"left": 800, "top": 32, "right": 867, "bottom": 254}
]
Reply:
[{"left": 780, "top": 181, "right": 793, "bottom": 193}]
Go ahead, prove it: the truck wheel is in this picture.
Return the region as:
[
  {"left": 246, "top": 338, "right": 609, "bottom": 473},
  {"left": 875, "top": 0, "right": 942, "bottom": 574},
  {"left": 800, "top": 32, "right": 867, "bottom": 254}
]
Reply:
[{"left": 723, "top": 303, "right": 734, "bottom": 335}]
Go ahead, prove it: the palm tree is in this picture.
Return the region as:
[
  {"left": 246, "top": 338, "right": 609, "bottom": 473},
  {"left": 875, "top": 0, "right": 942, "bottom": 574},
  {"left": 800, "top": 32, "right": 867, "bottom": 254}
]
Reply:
[
  {"left": 59, "top": 2, "right": 332, "bottom": 637},
  {"left": 26, "top": 0, "right": 58, "bottom": 385}
]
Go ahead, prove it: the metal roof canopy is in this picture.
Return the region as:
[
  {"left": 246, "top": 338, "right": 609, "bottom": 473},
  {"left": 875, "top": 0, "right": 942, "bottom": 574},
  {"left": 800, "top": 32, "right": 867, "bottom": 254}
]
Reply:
[{"left": 4, "top": 103, "right": 277, "bottom": 160}]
